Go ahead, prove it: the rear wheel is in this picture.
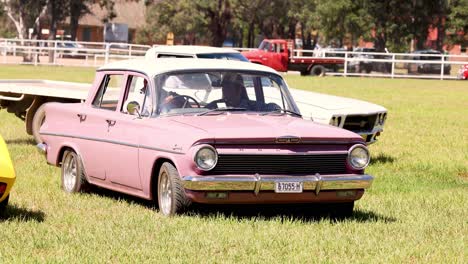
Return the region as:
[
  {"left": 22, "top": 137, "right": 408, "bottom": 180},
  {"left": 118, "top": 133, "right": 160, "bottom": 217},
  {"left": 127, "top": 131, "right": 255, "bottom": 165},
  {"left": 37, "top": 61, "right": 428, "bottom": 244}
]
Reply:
[
  {"left": 61, "top": 150, "right": 89, "bottom": 193},
  {"left": 158, "top": 162, "right": 191, "bottom": 216},
  {"left": 32, "top": 104, "right": 47, "bottom": 144},
  {"left": 310, "top": 65, "right": 326, "bottom": 76}
]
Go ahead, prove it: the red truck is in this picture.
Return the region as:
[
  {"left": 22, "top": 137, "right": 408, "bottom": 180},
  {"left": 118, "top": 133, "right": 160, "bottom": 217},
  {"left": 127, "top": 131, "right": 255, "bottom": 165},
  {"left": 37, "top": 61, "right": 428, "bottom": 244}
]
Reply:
[{"left": 242, "top": 39, "right": 344, "bottom": 76}]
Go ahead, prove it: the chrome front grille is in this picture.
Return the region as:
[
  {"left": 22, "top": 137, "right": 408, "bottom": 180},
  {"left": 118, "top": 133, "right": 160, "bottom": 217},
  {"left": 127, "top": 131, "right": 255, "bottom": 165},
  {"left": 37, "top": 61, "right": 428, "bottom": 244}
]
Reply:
[
  {"left": 343, "top": 114, "right": 377, "bottom": 132},
  {"left": 209, "top": 154, "right": 348, "bottom": 175}
]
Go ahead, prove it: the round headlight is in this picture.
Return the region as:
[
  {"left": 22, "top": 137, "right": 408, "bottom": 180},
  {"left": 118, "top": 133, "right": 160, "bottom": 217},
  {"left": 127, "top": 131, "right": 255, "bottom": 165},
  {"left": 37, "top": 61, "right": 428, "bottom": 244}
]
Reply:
[
  {"left": 348, "top": 144, "right": 370, "bottom": 169},
  {"left": 194, "top": 145, "right": 218, "bottom": 171}
]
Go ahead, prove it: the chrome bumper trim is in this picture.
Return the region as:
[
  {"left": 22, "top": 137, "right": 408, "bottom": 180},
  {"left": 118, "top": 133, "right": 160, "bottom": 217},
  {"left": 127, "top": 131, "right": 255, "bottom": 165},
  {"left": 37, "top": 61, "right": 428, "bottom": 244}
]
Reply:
[
  {"left": 182, "top": 174, "right": 373, "bottom": 194},
  {"left": 36, "top": 143, "right": 47, "bottom": 155}
]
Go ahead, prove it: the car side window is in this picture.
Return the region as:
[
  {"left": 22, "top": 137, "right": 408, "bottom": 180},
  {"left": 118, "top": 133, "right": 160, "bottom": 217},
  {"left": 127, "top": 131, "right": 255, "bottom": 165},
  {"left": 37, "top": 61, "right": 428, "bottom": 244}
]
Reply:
[
  {"left": 92, "top": 74, "right": 124, "bottom": 111},
  {"left": 122, "top": 75, "right": 153, "bottom": 116},
  {"left": 157, "top": 54, "right": 193, "bottom": 58}
]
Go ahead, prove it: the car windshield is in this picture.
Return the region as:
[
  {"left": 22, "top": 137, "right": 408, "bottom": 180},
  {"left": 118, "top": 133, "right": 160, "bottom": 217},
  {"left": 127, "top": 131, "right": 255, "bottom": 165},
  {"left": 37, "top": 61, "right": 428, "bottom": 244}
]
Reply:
[
  {"left": 196, "top": 53, "right": 249, "bottom": 62},
  {"left": 154, "top": 71, "right": 299, "bottom": 116},
  {"left": 258, "top": 41, "right": 270, "bottom": 51}
]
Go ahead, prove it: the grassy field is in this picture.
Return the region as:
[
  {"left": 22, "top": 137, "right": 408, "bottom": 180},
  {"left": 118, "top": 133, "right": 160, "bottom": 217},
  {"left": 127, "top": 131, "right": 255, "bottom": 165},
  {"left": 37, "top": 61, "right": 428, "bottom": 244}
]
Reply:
[{"left": 0, "top": 65, "right": 467, "bottom": 263}]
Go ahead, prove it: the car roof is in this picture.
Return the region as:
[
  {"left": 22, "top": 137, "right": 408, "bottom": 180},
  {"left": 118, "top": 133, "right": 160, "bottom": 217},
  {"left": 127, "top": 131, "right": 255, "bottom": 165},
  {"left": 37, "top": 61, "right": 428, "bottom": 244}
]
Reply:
[
  {"left": 98, "top": 58, "right": 279, "bottom": 77},
  {"left": 145, "top": 45, "right": 241, "bottom": 57},
  {"left": 412, "top": 49, "right": 441, "bottom": 54}
]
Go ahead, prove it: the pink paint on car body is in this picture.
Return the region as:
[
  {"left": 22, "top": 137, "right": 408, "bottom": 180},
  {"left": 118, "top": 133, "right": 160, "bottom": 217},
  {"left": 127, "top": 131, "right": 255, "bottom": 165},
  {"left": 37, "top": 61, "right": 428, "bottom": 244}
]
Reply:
[{"left": 38, "top": 58, "right": 374, "bottom": 217}]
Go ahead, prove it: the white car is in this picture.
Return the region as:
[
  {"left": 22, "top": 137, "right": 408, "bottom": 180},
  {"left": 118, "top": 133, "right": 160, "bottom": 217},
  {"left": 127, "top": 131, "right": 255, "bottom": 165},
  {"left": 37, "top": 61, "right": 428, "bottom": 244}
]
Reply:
[
  {"left": 145, "top": 45, "right": 249, "bottom": 61},
  {"left": 290, "top": 89, "right": 386, "bottom": 144},
  {"left": 145, "top": 46, "right": 388, "bottom": 144}
]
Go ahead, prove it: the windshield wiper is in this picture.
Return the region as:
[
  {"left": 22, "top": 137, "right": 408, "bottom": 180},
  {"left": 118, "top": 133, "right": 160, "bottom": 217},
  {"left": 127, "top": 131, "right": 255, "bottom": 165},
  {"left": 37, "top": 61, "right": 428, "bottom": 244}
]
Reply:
[
  {"left": 260, "top": 109, "right": 302, "bottom": 117},
  {"left": 197, "top": 107, "right": 247, "bottom": 116}
]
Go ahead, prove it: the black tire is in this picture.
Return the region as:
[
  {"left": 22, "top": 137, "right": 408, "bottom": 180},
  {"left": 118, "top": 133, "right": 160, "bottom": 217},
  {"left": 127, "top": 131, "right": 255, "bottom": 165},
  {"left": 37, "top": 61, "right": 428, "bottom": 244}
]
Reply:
[
  {"left": 32, "top": 103, "right": 47, "bottom": 144},
  {"left": 0, "top": 194, "right": 9, "bottom": 213},
  {"left": 300, "top": 70, "right": 309, "bottom": 76},
  {"left": 328, "top": 201, "right": 354, "bottom": 219},
  {"left": 157, "top": 162, "right": 191, "bottom": 216},
  {"left": 310, "top": 65, "right": 326, "bottom": 77},
  {"left": 61, "top": 150, "right": 89, "bottom": 193}
]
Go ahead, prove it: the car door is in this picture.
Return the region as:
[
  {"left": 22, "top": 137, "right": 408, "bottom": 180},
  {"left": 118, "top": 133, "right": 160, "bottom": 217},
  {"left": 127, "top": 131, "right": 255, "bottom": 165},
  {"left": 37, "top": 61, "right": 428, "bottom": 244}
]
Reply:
[
  {"left": 102, "top": 73, "right": 153, "bottom": 190},
  {"left": 269, "top": 43, "right": 288, "bottom": 72},
  {"left": 77, "top": 72, "right": 126, "bottom": 181}
]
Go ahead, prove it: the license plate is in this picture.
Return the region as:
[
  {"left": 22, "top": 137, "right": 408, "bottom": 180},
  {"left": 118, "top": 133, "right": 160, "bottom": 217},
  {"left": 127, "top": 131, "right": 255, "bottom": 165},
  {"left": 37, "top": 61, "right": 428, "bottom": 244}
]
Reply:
[{"left": 275, "top": 182, "right": 303, "bottom": 193}]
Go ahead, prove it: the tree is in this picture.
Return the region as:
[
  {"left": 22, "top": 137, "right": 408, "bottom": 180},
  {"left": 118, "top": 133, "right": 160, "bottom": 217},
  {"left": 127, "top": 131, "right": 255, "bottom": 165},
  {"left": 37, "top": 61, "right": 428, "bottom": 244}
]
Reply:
[
  {"left": 193, "top": 0, "right": 233, "bottom": 47},
  {"left": 446, "top": 0, "right": 468, "bottom": 47},
  {"left": 69, "top": 0, "right": 91, "bottom": 41},
  {"left": 137, "top": 0, "right": 207, "bottom": 45},
  {"left": 2, "top": 0, "right": 48, "bottom": 42}
]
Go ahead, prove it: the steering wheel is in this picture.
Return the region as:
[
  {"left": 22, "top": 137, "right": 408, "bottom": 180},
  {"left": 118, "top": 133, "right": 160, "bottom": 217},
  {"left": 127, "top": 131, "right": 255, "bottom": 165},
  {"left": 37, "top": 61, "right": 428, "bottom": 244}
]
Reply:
[{"left": 163, "top": 95, "right": 200, "bottom": 109}]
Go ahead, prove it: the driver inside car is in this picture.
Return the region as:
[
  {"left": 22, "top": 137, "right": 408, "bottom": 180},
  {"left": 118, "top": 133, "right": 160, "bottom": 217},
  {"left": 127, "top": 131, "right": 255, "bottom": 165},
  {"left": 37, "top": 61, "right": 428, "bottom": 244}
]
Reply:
[{"left": 206, "top": 73, "right": 280, "bottom": 111}]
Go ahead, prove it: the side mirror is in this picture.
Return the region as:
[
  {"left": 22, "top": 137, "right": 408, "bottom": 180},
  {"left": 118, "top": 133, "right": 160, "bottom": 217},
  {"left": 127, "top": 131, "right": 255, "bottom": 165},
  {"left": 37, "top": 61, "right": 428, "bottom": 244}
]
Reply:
[{"left": 126, "top": 101, "right": 141, "bottom": 117}]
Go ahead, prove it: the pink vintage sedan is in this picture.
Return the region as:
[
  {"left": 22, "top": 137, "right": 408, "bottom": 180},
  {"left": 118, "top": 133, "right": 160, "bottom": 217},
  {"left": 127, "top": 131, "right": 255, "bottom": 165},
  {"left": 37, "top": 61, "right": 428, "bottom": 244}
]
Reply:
[{"left": 38, "top": 59, "right": 373, "bottom": 216}]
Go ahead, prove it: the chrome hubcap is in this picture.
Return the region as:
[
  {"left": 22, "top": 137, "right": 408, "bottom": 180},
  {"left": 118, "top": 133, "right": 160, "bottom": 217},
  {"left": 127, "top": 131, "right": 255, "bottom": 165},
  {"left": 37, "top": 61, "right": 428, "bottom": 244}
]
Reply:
[
  {"left": 159, "top": 171, "right": 172, "bottom": 215},
  {"left": 63, "top": 154, "right": 77, "bottom": 192}
]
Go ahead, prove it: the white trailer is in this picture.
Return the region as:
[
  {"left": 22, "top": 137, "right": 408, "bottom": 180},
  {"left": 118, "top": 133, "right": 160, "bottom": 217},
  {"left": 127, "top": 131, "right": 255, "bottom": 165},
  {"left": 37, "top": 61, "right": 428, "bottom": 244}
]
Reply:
[{"left": 0, "top": 80, "right": 89, "bottom": 143}]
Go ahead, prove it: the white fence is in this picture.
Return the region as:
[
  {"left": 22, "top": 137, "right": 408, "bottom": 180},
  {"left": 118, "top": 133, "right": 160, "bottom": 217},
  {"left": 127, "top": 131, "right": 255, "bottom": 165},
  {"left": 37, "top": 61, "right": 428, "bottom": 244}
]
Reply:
[
  {"left": 0, "top": 38, "right": 150, "bottom": 67},
  {"left": 1, "top": 38, "right": 467, "bottom": 80}
]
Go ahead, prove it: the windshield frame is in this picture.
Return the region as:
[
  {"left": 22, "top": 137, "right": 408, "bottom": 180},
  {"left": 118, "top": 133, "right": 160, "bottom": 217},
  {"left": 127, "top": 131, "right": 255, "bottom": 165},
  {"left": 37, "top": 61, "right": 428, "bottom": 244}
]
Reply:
[{"left": 152, "top": 69, "right": 300, "bottom": 117}]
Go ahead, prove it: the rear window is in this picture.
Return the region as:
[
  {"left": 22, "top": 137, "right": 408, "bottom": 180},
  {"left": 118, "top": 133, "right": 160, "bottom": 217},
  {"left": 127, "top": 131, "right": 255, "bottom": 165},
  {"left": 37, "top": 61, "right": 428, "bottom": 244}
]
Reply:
[{"left": 196, "top": 53, "right": 249, "bottom": 62}]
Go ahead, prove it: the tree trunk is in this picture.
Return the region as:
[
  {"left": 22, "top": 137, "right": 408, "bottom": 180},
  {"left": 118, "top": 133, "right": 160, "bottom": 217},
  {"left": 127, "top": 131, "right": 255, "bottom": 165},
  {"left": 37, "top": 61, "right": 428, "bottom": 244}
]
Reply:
[
  {"left": 48, "top": 0, "right": 58, "bottom": 63},
  {"left": 70, "top": 4, "right": 80, "bottom": 41}
]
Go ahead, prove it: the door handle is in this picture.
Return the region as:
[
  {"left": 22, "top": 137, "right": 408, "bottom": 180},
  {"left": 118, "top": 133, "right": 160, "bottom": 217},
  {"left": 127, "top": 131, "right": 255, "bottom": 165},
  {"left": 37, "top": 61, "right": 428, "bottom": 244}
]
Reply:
[
  {"left": 106, "top": 119, "right": 116, "bottom": 126},
  {"left": 77, "top": 113, "right": 87, "bottom": 122}
]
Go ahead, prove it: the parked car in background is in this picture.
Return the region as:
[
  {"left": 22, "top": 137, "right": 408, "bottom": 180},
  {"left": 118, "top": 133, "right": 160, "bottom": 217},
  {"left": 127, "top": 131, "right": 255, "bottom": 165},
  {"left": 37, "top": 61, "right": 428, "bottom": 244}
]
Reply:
[
  {"left": 38, "top": 58, "right": 374, "bottom": 217},
  {"left": 145, "top": 46, "right": 388, "bottom": 144},
  {"left": 407, "top": 50, "right": 451, "bottom": 75},
  {"left": 289, "top": 89, "right": 387, "bottom": 144},
  {"left": 145, "top": 45, "right": 249, "bottom": 61},
  {"left": 457, "top": 64, "right": 468, "bottom": 80},
  {"left": 348, "top": 47, "right": 391, "bottom": 73},
  {"left": 57, "top": 42, "right": 85, "bottom": 58},
  {"left": 0, "top": 135, "right": 15, "bottom": 213}
]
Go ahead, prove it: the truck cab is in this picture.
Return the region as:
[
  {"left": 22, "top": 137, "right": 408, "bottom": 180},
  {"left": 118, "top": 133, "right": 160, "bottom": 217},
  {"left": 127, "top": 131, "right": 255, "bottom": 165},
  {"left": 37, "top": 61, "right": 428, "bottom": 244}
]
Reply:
[{"left": 242, "top": 39, "right": 289, "bottom": 72}]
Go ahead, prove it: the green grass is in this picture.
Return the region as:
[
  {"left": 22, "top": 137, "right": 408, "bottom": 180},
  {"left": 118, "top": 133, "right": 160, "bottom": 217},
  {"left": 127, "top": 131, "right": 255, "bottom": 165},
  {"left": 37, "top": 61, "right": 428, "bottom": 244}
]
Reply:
[{"left": 0, "top": 65, "right": 467, "bottom": 263}]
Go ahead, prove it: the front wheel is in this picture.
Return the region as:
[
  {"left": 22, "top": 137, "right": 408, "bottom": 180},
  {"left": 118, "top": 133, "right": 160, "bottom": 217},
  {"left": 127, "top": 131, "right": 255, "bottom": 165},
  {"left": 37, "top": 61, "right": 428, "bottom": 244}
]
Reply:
[
  {"left": 61, "top": 150, "right": 89, "bottom": 193},
  {"left": 158, "top": 162, "right": 191, "bottom": 216},
  {"left": 0, "top": 195, "right": 9, "bottom": 214}
]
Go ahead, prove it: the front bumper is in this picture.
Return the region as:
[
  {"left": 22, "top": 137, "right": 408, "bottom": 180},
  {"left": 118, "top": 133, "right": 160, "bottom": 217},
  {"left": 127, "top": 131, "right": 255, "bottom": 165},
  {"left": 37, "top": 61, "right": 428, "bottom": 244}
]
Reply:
[{"left": 182, "top": 174, "right": 373, "bottom": 195}]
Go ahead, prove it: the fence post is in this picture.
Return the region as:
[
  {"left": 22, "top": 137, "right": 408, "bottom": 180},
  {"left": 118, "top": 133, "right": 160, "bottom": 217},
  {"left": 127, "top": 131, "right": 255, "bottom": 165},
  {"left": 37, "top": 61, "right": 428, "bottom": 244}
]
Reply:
[
  {"left": 54, "top": 41, "right": 58, "bottom": 65},
  {"left": 344, "top": 52, "right": 348, "bottom": 77},
  {"left": 105, "top": 43, "right": 110, "bottom": 64},
  {"left": 2, "top": 39, "right": 7, "bottom": 64},
  {"left": 440, "top": 54, "right": 445, "bottom": 80},
  {"left": 391, "top": 54, "right": 395, "bottom": 79},
  {"left": 34, "top": 50, "right": 38, "bottom": 66}
]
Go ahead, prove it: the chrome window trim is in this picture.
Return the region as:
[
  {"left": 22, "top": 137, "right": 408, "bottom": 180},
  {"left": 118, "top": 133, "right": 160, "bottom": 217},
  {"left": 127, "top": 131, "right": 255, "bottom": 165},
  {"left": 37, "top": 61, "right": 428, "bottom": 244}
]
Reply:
[{"left": 40, "top": 132, "right": 184, "bottom": 155}]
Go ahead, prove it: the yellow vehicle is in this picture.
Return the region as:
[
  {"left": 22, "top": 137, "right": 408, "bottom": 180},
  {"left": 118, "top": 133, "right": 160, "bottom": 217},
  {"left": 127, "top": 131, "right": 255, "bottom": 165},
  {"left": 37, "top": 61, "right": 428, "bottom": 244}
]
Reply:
[{"left": 0, "top": 135, "right": 15, "bottom": 212}]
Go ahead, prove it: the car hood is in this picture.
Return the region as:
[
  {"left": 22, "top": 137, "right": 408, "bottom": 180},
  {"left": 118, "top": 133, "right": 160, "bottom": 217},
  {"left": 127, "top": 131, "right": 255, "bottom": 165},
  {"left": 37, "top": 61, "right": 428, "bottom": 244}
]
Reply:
[
  {"left": 167, "top": 113, "right": 362, "bottom": 143},
  {"left": 241, "top": 50, "right": 263, "bottom": 60},
  {"left": 290, "top": 88, "right": 387, "bottom": 113}
]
